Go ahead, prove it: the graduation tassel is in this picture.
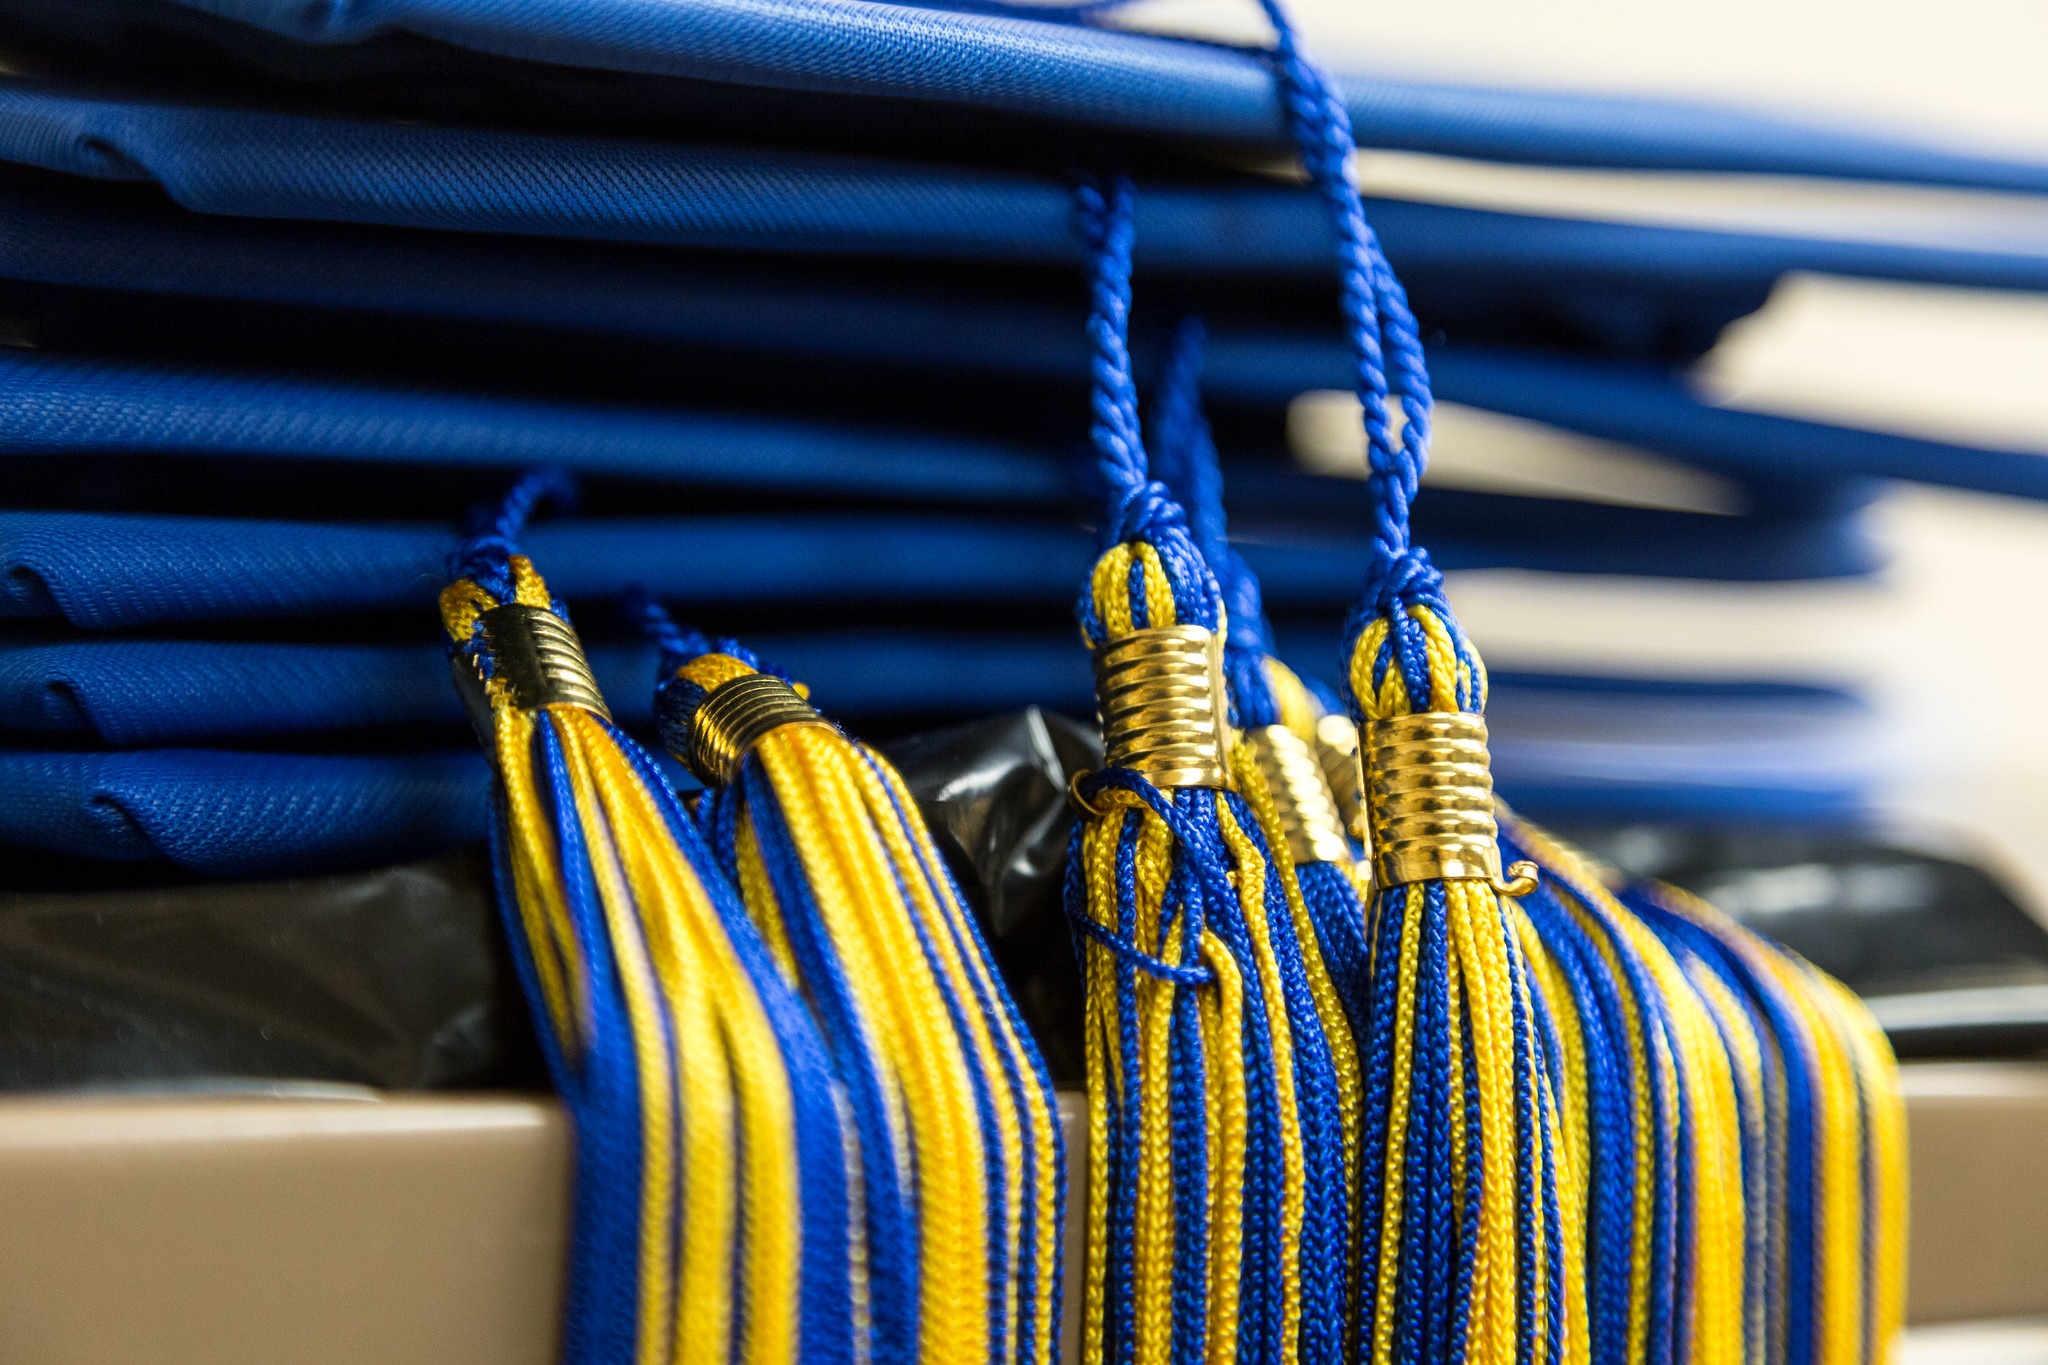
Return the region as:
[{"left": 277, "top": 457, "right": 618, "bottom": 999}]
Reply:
[
  {"left": 1066, "top": 173, "right": 1353, "bottom": 1365},
  {"left": 1243, "top": 4, "right": 1584, "bottom": 1362},
  {"left": 1199, "top": 0, "right": 1900, "bottom": 1357},
  {"left": 1603, "top": 847, "right": 1906, "bottom": 1365},
  {"left": 628, "top": 595, "right": 1065, "bottom": 1365},
  {"left": 439, "top": 470, "right": 858, "bottom": 1365},
  {"left": 1147, "top": 313, "right": 1372, "bottom": 1314}
]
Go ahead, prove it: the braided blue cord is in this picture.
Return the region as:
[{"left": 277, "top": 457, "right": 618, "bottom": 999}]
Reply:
[
  {"left": 447, "top": 466, "right": 577, "bottom": 601},
  {"left": 1251, "top": 1, "right": 1434, "bottom": 603},
  {"left": 621, "top": 584, "right": 716, "bottom": 678},
  {"left": 1072, "top": 175, "right": 1221, "bottom": 642},
  {"left": 1245, "top": 0, "right": 1490, "bottom": 715},
  {"left": 1147, "top": 316, "right": 1280, "bottom": 727}
]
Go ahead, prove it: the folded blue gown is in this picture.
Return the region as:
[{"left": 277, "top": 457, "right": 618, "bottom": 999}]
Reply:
[
  {"left": 85, "top": 0, "right": 2048, "bottom": 192},
  {"left": 0, "top": 497, "right": 1878, "bottom": 630},
  {"left": 0, "top": 748, "right": 488, "bottom": 874},
  {"left": 0, "top": 665, "right": 1871, "bottom": 873}
]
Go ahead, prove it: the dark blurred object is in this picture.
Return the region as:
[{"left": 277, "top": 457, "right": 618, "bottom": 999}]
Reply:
[
  {"left": 884, "top": 707, "right": 1097, "bottom": 1086},
  {"left": 0, "top": 848, "right": 539, "bottom": 1090},
  {"left": 1561, "top": 821, "right": 2048, "bottom": 1057},
  {"left": 0, "top": 709, "right": 1099, "bottom": 1093}
]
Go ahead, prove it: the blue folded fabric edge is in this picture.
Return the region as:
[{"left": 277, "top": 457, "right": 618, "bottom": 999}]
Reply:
[
  {"left": 21, "top": 166, "right": 2048, "bottom": 334},
  {"left": 0, "top": 350, "right": 1066, "bottom": 504},
  {"left": 0, "top": 635, "right": 1096, "bottom": 741},
  {"left": 154, "top": 0, "right": 2048, "bottom": 193},
  {"left": 0, "top": 497, "right": 1875, "bottom": 630},
  {"left": 9, "top": 80, "right": 2048, "bottom": 286},
  {"left": 0, "top": 344, "right": 1885, "bottom": 563},
  {"left": 0, "top": 747, "right": 489, "bottom": 873},
  {"left": 0, "top": 631, "right": 1875, "bottom": 747},
  {"left": 4, "top": 84, "right": 2045, "bottom": 500},
  {"left": 0, "top": 729, "right": 1867, "bottom": 875}
]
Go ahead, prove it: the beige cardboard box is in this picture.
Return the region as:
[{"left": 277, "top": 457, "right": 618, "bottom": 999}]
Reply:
[
  {"left": 0, "top": 1067, "right": 2039, "bottom": 1362},
  {"left": 1902, "top": 1063, "right": 2048, "bottom": 1325}
]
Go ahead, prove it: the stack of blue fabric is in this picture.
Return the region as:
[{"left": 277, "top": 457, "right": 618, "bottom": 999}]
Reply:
[{"left": 3, "top": 0, "right": 2045, "bottom": 881}]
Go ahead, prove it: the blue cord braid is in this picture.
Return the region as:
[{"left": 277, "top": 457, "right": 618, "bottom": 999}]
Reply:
[
  {"left": 1240, "top": 0, "right": 1486, "bottom": 712},
  {"left": 447, "top": 466, "right": 577, "bottom": 602},
  {"left": 1250, "top": 0, "right": 1435, "bottom": 611},
  {"left": 1072, "top": 175, "right": 1222, "bottom": 643},
  {"left": 1148, "top": 315, "right": 1279, "bottom": 728}
]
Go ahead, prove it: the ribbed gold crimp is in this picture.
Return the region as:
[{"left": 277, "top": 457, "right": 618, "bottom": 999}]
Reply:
[
  {"left": 1361, "top": 711, "right": 1537, "bottom": 896},
  {"left": 1092, "top": 624, "right": 1232, "bottom": 789},
  {"left": 1247, "top": 725, "right": 1353, "bottom": 864},
  {"left": 687, "top": 671, "right": 832, "bottom": 787},
  {"left": 1313, "top": 713, "right": 1370, "bottom": 849},
  {"left": 473, "top": 603, "right": 611, "bottom": 719}
]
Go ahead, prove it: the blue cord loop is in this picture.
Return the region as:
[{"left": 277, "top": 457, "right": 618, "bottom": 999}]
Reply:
[
  {"left": 1246, "top": 0, "right": 1468, "bottom": 704},
  {"left": 1147, "top": 315, "right": 1282, "bottom": 729},
  {"left": 1072, "top": 174, "right": 1223, "bottom": 648},
  {"left": 446, "top": 466, "right": 577, "bottom": 602}
]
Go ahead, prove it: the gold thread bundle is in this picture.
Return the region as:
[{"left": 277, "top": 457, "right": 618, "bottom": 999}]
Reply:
[
  {"left": 646, "top": 635, "right": 1064, "bottom": 1365},
  {"left": 442, "top": 543, "right": 860, "bottom": 1365}
]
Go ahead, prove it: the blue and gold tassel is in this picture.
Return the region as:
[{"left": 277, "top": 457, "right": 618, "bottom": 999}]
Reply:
[
  {"left": 629, "top": 597, "right": 1064, "bottom": 1365},
  {"left": 1066, "top": 173, "right": 1354, "bottom": 1365},
  {"left": 440, "top": 471, "right": 857, "bottom": 1365},
  {"left": 1247, "top": 8, "right": 1587, "bottom": 1348},
  {"left": 1147, "top": 312, "right": 1373, "bottom": 1342}
]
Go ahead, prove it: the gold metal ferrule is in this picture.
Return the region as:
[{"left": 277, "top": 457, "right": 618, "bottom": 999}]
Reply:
[
  {"left": 1361, "top": 711, "right": 1537, "bottom": 896},
  {"left": 1246, "top": 725, "right": 1354, "bottom": 865},
  {"left": 1313, "top": 713, "right": 1370, "bottom": 848},
  {"left": 687, "top": 671, "right": 832, "bottom": 787},
  {"left": 1093, "top": 624, "right": 1233, "bottom": 790},
  {"left": 454, "top": 602, "right": 612, "bottom": 727}
]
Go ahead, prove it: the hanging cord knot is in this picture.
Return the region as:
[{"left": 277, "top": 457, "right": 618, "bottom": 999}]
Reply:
[
  {"left": 1071, "top": 174, "right": 1230, "bottom": 804},
  {"left": 441, "top": 470, "right": 608, "bottom": 742},
  {"left": 626, "top": 590, "right": 833, "bottom": 787},
  {"left": 1243, "top": 0, "right": 1528, "bottom": 898},
  {"left": 444, "top": 465, "right": 577, "bottom": 602}
]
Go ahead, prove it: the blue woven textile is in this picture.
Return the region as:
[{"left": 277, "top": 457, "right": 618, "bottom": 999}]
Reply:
[
  {"left": 0, "top": 747, "right": 487, "bottom": 873},
  {"left": 0, "top": 637, "right": 1889, "bottom": 802},
  {"left": 19, "top": 169, "right": 2048, "bottom": 348},
  {"left": 0, "top": 512, "right": 1106, "bottom": 626},
  {"left": 0, "top": 79, "right": 1317, "bottom": 265},
  {"left": 7, "top": 82, "right": 2048, "bottom": 284},
  {"left": 0, "top": 496, "right": 1876, "bottom": 629},
  {"left": 0, "top": 670, "right": 1868, "bottom": 870},
  {"left": 0, "top": 351, "right": 1064, "bottom": 503},
  {"left": 139, "top": 0, "right": 2048, "bottom": 192},
  {"left": 0, "top": 635, "right": 1096, "bottom": 741}
]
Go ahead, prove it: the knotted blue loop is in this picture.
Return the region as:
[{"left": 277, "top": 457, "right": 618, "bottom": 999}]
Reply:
[
  {"left": 1073, "top": 174, "right": 1225, "bottom": 641},
  {"left": 1340, "top": 547, "right": 1486, "bottom": 716},
  {"left": 1146, "top": 313, "right": 1279, "bottom": 727},
  {"left": 1102, "top": 477, "right": 1190, "bottom": 548},
  {"left": 446, "top": 466, "right": 577, "bottom": 604},
  {"left": 1252, "top": 0, "right": 1440, "bottom": 634},
  {"left": 627, "top": 591, "right": 804, "bottom": 764}
]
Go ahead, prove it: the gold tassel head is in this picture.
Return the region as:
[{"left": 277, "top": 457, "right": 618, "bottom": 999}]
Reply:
[
  {"left": 1360, "top": 711, "right": 1536, "bottom": 896},
  {"left": 1091, "top": 623, "right": 1234, "bottom": 790},
  {"left": 1244, "top": 724, "right": 1353, "bottom": 864},
  {"left": 661, "top": 653, "right": 833, "bottom": 788}
]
